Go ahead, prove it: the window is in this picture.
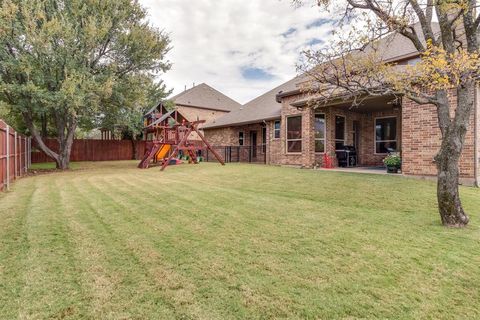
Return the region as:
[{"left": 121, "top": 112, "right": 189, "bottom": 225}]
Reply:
[
  {"left": 314, "top": 113, "right": 326, "bottom": 153},
  {"left": 286, "top": 116, "right": 302, "bottom": 153},
  {"left": 375, "top": 117, "right": 397, "bottom": 153},
  {"left": 335, "top": 115, "right": 346, "bottom": 150},
  {"left": 274, "top": 120, "right": 281, "bottom": 139},
  {"left": 238, "top": 131, "right": 244, "bottom": 146}
]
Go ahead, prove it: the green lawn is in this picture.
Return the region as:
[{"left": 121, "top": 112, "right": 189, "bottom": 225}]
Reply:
[{"left": 1, "top": 161, "right": 479, "bottom": 319}]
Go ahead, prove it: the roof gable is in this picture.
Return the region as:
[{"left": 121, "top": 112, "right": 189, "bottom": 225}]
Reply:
[{"left": 170, "top": 83, "right": 241, "bottom": 112}]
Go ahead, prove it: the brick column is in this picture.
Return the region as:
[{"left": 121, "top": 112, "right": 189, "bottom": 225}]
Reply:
[{"left": 302, "top": 108, "right": 315, "bottom": 168}]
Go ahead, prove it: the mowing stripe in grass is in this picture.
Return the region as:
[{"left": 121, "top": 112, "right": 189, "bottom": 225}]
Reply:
[
  {"left": 67, "top": 175, "right": 209, "bottom": 319},
  {"left": 68, "top": 177, "right": 180, "bottom": 319},
  {"left": 17, "top": 177, "right": 88, "bottom": 319},
  {"left": 0, "top": 180, "right": 37, "bottom": 319},
  {"left": 58, "top": 177, "right": 177, "bottom": 319},
  {"left": 73, "top": 175, "right": 224, "bottom": 319}
]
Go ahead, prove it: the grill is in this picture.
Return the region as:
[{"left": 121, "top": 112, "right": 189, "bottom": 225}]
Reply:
[{"left": 335, "top": 146, "right": 357, "bottom": 167}]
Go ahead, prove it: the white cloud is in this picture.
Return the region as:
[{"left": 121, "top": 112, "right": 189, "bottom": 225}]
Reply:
[{"left": 139, "top": 0, "right": 334, "bottom": 104}]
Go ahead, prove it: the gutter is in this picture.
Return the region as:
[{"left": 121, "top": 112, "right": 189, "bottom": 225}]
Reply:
[{"left": 475, "top": 84, "right": 479, "bottom": 187}]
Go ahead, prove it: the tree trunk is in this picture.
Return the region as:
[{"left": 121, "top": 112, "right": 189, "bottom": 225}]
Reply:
[
  {"left": 23, "top": 111, "right": 76, "bottom": 170},
  {"left": 55, "top": 119, "right": 76, "bottom": 170},
  {"left": 131, "top": 137, "right": 138, "bottom": 160},
  {"left": 434, "top": 84, "right": 475, "bottom": 227},
  {"left": 436, "top": 145, "right": 469, "bottom": 227}
]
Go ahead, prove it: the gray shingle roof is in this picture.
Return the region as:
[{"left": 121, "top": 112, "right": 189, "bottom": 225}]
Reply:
[
  {"left": 170, "top": 83, "right": 241, "bottom": 112},
  {"left": 203, "top": 76, "right": 305, "bottom": 129}
]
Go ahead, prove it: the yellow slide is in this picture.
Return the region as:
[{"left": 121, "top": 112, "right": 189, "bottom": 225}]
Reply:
[{"left": 156, "top": 144, "right": 171, "bottom": 161}]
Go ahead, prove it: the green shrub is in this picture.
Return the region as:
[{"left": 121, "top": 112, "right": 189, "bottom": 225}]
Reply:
[{"left": 383, "top": 153, "right": 401, "bottom": 167}]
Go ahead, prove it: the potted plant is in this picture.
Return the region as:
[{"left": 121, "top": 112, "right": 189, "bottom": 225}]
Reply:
[{"left": 383, "top": 153, "right": 401, "bottom": 173}]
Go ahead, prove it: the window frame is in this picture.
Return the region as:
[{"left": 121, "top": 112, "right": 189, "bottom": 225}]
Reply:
[
  {"left": 285, "top": 115, "right": 302, "bottom": 154},
  {"left": 374, "top": 116, "right": 398, "bottom": 155},
  {"left": 273, "top": 120, "right": 281, "bottom": 139},
  {"left": 238, "top": 131, "right": 244, "bottom": 146},
  {"left": 334, "top": 115, "right": 346, "bottom": 151},
  {"left": 314, "top": 113, "right": 326, "bottom": 154}
]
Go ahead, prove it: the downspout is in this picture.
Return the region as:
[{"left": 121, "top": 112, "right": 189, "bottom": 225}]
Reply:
[{"left": 474, "top": 84, "right": 479, "bottom": 187}]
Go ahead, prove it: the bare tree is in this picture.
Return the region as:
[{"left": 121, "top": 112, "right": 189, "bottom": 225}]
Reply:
[{"left": 296, "top": 0, "right": 479, "bottom": 227}]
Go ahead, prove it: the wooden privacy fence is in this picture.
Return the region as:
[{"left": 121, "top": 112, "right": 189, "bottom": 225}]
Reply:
[
  {"left": 0, "top": 120, "right": 32, "bottom": 191},
  {"left": 31, "top": 139, "right": 149, "bottom": 163}
]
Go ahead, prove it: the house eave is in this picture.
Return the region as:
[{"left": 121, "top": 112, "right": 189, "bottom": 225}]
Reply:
[{"left": 203, "top": 116, "right": 281, "bottom": 130}]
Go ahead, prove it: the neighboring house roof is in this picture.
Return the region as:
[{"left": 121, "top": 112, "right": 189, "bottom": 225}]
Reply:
[
  {"left": 203, "top": 75, "right": 306, "bottom": 129},
  {"left": 170, "top": 83, "right": 241, "bottom": 112}
]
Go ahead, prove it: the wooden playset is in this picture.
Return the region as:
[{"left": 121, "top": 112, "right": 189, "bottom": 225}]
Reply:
[{"left": 138, "top": 103, "right": 224, "bottom": 170}]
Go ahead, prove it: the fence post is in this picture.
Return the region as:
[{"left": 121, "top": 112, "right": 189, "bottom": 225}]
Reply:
[
  {"left": 14, "top": 131, "right": 18, "bottom": 178},
  {"left": 24, "top": 137, "right": 27, "bottom": 173},
  {"left": 5, "top": 125, "right": 10, "bottom": 190},
  {"left": 29, "top": 138, "right": 31, "bottom": 167}
]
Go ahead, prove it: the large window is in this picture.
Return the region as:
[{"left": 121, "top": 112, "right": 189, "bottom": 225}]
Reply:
[
  {"left": 314, "top": 113, "right": 326, "bottom": 153},
  {"left": 286, "top": 116, "right": 302, "bottom": 153},
  {"left": 375, "top": 117, "right": 397, "bottom": 153},
  {"left": 273, "top": 120, "right": 281, "bottom": 139},
  {"left": 335, "top": 115, "right": 346, "bottom": 150},
  {"left": 238, "top": 131, "right": 244, "bottom": 146}
]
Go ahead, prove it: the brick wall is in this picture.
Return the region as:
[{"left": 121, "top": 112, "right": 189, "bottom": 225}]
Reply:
[
  {"left": 402, "top": 93, "right": 476, "bottom": 179},
  {"left": 204, "top": 123, "right": 266, "bottom": 146}
]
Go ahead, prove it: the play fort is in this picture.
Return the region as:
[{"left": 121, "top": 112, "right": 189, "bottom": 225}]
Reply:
[{"left": 138, "top": 103, "right": 224, "bottom": 170}]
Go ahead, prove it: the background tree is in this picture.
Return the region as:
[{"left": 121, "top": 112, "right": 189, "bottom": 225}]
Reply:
[
  {"left": 295, "top": 0, "right": 479, "bottom": 227},
  {"left": 99, "top": 75, "right": 172, "bottom": 159},
  {"left": 0, "top": 0, "right": 170, "bottom": 169}
]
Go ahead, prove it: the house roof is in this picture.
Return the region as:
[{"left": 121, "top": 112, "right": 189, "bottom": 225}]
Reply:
[
  {"left": 281, "top": 22, "right": 441, "bottom": 99},
  {"left": 203, "top": 76, "right": 305, "bottom": 129},
  {"left": 201, "top": 23, "right": 441, "bottom": 130},
  {"left": 169, "top": 83, "right": 241, "bottom": 112}
]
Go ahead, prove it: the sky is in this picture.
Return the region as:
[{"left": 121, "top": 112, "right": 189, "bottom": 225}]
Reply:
[{"left": 139, "top": 0, "right": 335, "bottom": 104}]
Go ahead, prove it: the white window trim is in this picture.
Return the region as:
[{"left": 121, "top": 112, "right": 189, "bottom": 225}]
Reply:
[
  {"left": 374, "top": 116, "right": 398, "bottom": 155},
  {"left": 314, "top": 113, "right": 326, "bottom": 154},
  {"left": 273, "top": 120, "right": 281, "bottom": 140},
  {"left": 334, "top": 114, "right": 346, "bottom": 151},
  {"left": 238, "top": 131, "right": 244, "bottom": 146},
  {"left": 286, "top": 115, "right": 302, "bottom": 154}
]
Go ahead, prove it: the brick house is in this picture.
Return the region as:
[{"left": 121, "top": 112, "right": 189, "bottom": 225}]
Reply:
[{"left": 203, "top": 30, "right": 480, "bottom": 185}]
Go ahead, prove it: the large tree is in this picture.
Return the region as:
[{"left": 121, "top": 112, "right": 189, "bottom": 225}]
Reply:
[
  {"left": 0, "top": 0, "right": 170, "bottom": 169},
  {"left": 296, "top": 0, "right": 479, "bottom": 227}
]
